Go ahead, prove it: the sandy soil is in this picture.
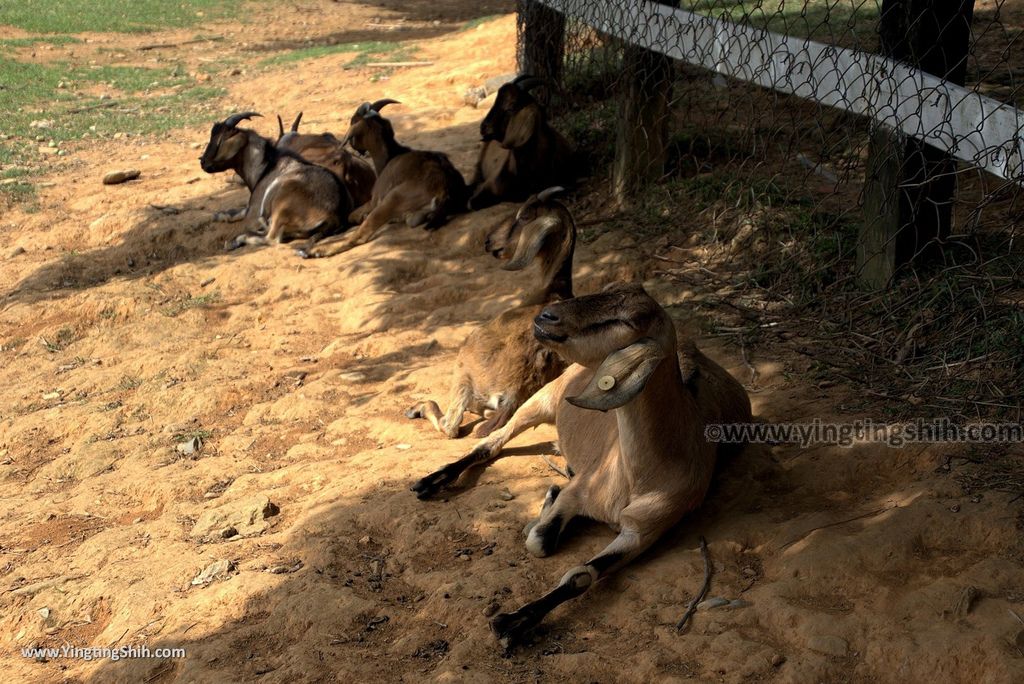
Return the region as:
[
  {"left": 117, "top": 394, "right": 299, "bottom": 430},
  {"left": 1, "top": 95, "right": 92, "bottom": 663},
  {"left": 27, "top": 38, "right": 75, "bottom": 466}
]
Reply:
[{"left": 2, "top": 3, "right": 1023, "bottom": 683}]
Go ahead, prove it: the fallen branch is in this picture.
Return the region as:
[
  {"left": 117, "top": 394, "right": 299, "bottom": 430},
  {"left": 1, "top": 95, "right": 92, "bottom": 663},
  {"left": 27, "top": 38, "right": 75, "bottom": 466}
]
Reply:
[
  {"left": 676, "top": 536, "right": 711, "bottom": 631},
  {"left": 780, "top": 504, "right": 896, "bottom": 550},
  {"left": 541, "top": 454, "right": 571, "bottom": 479},
  {"left": 364, "top": 61, "right": 434, "bottom": 68},
  {"left": 66, "top": 100, "right": 119, "bottom": 115},
  {"left": 139, "top": 36, "right": 224, "bottom": 51}
]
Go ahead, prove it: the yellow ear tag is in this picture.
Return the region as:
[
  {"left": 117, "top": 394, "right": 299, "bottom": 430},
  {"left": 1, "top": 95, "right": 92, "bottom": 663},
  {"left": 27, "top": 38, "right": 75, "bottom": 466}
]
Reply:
[{"left": 597, "top": 375, "right": 616, "bottom": 391}]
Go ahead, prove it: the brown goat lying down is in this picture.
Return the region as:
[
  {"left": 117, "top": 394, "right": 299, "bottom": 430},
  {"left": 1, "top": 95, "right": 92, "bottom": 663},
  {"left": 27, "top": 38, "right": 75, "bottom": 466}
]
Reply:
[
  {"left": 275, "top": 112, "right": 376, "bottom": 208},
  {"left": 469, "top": 75, "right": 576, "bottom": 210},
  {"left": 297, "top": 99, "right": 468, "bottom": 259},
  {"left": 200, "top": 112, "right": 353, "bottom": 250},
  {"left": 406, "top": 187, "right": 575, "bottom": 438},
  {"left": 412, "top": 284, "right": 752, "bottom": 650}
]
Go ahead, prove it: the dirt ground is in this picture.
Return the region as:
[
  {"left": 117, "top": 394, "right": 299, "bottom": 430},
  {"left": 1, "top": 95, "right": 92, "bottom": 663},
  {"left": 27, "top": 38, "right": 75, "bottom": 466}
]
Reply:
[{"left": 2, "top": 3, "right": 1024, "bottom": 683}]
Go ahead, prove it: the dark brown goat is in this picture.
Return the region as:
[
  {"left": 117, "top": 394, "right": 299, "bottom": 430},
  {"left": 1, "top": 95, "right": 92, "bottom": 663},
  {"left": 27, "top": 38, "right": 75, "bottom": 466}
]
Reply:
[
  {"left": 297, "top": 99, "right": 468, "bottom": 258},
  {"left": 468, "top": 75, "right": 575, "bottom": 210},
  {"left": 200, "top": 112, "right": 353, "bottom": 250},
  {"left": 275, "top": 112, "right": 376, "bottom": 208},
  {"left": 406, "top": 186, "right": 575, "bottom": 438}
]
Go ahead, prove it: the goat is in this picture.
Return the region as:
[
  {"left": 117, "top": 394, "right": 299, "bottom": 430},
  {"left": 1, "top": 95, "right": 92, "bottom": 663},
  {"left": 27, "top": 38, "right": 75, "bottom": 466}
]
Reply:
[
  {"left": 468, "top": 75, "right": 576, "bottom": 210},
  {"left": 406, "top": 186, "right": 575, "bottom": 438},
  {"left": 411, "top": 284, "right": 752, "bottom": 650},
  {"left": 297, "top": 99, "right": 468, "bottom": 259},
  {"left": 199, "top": 112, "right": 353, "bottom": 250},
  {"left": 275, "top": 111, "right": 376, "bottom": 208}
]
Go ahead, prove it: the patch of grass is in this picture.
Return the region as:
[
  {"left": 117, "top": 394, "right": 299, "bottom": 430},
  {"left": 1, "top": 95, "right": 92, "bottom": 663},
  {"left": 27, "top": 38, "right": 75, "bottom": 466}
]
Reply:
[
  {"left": 461, "top": 15, "right": 502, "bottom": 31},
  {"left": 0, "top": 35, "right": 82, "bottom": 48},
  {"left": 260, "top": 41, "right": 402, "bottom": 67},
  {"left": 681, "top": 0, "right": 881, "bottom": 45},
  {"left": 119, "top": 375, "right": 143, "bottom": 391},
  {"left": 0, "top": 0, "right": 250, "bottom": 34},
  {"left": 171, "top": 427, "right": 213, "bottom": 442},
  {"left": 0, "top": 50, "right": 224, "bottom": 205},
  {"left": 40, "top": 327, "right": 76, "bottom": 353},
  {"left": 160, "top": 291, "right": 221, "bottom": 317}
]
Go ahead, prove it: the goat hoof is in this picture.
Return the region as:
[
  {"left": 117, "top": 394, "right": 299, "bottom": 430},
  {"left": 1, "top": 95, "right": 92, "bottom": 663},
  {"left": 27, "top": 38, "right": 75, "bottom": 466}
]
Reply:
[
  {"left": 490, "top": 610, "right": 539, "bottom": 652},
  {"left": 294, "top": 248, "right": 313, "bottom": 259},
  {"left": 410, "top": 469, "right": 454, "bottom": 500}
]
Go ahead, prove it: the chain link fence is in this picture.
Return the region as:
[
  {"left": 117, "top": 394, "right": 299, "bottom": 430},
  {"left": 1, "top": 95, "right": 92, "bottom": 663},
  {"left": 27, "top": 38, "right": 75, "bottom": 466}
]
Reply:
[{"left": 517, "top": 0, "right": 1023, "bottom": 420}]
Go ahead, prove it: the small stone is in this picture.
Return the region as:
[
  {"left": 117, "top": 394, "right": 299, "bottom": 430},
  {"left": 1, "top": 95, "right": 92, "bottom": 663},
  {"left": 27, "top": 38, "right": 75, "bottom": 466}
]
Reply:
[
  {"left": 499, "top": 489, "right": 514, "bottom": 501},
  {"left": 394, "top": 443, "right": 411, "bottom": 450},
  {"left": 38, "top": 607, "right": 50, "bottom": 620},
  {"left": 742, "top": 567, "right": 756, "bottom": 577},
  {"left": 358, "top": 535, "right": 371, "bottom": 545},
  {"left": 771, "top": 653, "right": 786, "bottom": 667},
  {"left": 99, "top": 93, "right": 112, "bottom": 100},
  {"left": 176, "top": 436, "right": 202, "bottom": 456},
  {"left": 806, "top": 635, "right": 848, "bottom": 657},
  {"left": 220, "top": 526, "right": 238, "bottom": 539},
  {"left": 10, "top": 246, "right": 26, "bottom": 258},
  {"left": 475, "top": 92, "right": 497, "bottom": 110},
  {"left": 482, "top": 600, "right": 500, "bottom": 617},
  {"left": 190, "top": 142, "right": 202, "bottom": 149},
  {"left": 458, "top": 554, "right": 471, "bottom": 562},
  {"left": 103, "top": 169, "right": 141, "bottom": 185},
  {"left": 191, "top": 559, "right": 235, "bottom": 585}
]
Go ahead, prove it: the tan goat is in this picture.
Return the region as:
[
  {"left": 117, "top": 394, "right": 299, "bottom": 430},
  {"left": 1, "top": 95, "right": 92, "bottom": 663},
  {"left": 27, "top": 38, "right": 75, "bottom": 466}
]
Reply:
[
  {"left": 297, "top": 99, "right": 468, "bottom": 258},
  {"left": 406, "top": 187, "right": 575, "bottom": 438},
  {"left": 412, "top": 284, "right": 752, "bottom": 649}
]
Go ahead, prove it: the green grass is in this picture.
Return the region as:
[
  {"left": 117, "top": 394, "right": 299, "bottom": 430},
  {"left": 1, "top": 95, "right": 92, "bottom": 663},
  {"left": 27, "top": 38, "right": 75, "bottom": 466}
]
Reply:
[
  {"left": 160, "top": 292, "right": 222, "bottom": 317},
  {"left": 681, "top": 0, "right": 881, "bottom": 43},
  {"left": 0, "top": 35, "right": 81, "bottom": 48},
  {"left": 0, "top": 0, "right": 250, "bottom": 34},
  {"left": 0, "top": 52, "right": 225, "bottom": 204}
]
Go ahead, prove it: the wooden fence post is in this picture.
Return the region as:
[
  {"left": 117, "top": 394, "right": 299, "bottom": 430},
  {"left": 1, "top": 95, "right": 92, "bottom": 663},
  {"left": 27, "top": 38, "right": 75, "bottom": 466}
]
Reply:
[
  {"left": 857, "top": 0, "right": 976, "bottom": 288},
  {"left": 612, "top": 1, "right": 677, "bottom": 204},
  {"left": 517, "top": 0, "right": 566, "bottom": 102}
]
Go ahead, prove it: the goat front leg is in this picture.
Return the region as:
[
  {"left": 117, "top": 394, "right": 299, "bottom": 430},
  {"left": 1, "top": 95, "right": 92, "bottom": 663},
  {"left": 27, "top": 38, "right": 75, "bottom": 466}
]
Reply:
[
  {"left": 406, "top": 374, "right": 473, "bottom": 439},
  {"left": 490, "top": 495, "right": 679, "bottom": 651},
  {"left": 410, "top": 369, "right": 576, "bottom": 500}
]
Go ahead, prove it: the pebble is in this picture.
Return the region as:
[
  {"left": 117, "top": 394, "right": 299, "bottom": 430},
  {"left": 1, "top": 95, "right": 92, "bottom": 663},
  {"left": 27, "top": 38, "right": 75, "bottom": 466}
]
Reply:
[
  {"left": 10, "top": 246, "right": 26, "bottom": 258},
  {"left": 176, "top": 436, "right": 202, "bottom": 456},
  {"left": 191, "top": 559, "right": 235, "bottom": 586},
  {"left": 499, "top": 489, "right": 514, "bottom": 501},
  {"left": 771, "top": 653, "right": 786, "bottom": 667},
  {"left": 458, "top": 554, "right": 471, "bottom": 562},
  {"left": 102, "top": 169, "right": 141, "bottom": 185},
  {"left": 394, "top": 443, "right": 411, "bottom": 450},
  {"left": 482, "top": 600, "right": 500, "bottom": 617}
]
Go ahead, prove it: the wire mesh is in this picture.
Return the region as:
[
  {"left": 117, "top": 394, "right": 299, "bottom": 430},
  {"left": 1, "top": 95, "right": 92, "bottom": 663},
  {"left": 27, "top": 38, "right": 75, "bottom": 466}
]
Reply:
[{"left": 517, "top": 0, "right": 1024, "bottom": 420}]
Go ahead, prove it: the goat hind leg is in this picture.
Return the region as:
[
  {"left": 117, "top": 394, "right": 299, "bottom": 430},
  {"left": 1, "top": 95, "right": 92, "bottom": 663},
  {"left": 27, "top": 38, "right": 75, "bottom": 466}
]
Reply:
[{"left": 492, "top": 498, "right": 676, "bottom": 650}]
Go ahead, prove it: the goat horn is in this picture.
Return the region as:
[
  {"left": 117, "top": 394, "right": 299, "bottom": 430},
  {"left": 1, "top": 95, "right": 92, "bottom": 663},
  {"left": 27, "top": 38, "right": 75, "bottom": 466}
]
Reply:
[
  {"left": 276, "top": 115, "right": 285, "bottom": 138},
  {"left": 370, "top": 98, "right": 400, "bottom": 112},
  {"left": 537, "top": 186, "right": 566, "bottom": 202},
  {"left": 503, "top": 214, "right": 563, "bottom": 272},
  {"left": 515, "top": 77, "right": 546, "bottom": 92},
  {"left": 224, "top": 111, "right": 262, "bottom": 128},
  {"left": 291, "top": 112, "right": 303, "bottom": 132}
]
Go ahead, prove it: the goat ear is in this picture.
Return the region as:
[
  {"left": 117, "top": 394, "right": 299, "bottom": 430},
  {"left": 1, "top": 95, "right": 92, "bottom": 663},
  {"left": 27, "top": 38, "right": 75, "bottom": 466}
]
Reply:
[
  {"left": 567, "top": 338, "right": 665, "bottom": 412},
  {"left": 217, "top": 130, "right": 248, "bottom": 161},
  {"left": 503, "top": 215, "right": 561, "bottom": 271},
  {"left": 503, "top": 106, "right": 538, "bottom": 149}
]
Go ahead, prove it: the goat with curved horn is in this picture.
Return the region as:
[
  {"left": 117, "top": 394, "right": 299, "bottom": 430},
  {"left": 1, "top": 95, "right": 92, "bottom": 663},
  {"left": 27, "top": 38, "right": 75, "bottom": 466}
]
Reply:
[
  {"left": 411, "top": 284, "right": 752, "bottom": 651},
  {"left": 297, "top": 97, "right": 467, "bottom": 258},
  {"left": 199, "top": 112, "right": 354, "bottom": 251},
  {"left": 274, "top": 111, "right": 376, "bottom": 207},
  {"left": 406, "top": 190, "right": 577, "bottom": 439}
]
